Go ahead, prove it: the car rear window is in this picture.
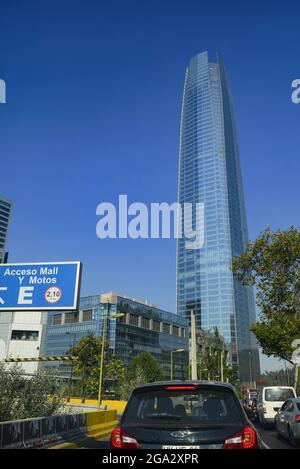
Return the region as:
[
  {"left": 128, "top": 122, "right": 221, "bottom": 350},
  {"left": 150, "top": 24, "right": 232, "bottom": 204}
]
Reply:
[
  {"left": 123, "top": 386, "right": 244, "bottom": 425},
  {"left": 296, "top": 402, "right": 300, "bottom": 412},
  {"left": 264, "top": 389, "right": 295, "bottom": 402}
]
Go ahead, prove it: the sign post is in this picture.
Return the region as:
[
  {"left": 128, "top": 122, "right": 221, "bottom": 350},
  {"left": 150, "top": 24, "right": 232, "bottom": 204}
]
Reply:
[{"left": 0, "top": 262, "right": 82, "bottom": 311}]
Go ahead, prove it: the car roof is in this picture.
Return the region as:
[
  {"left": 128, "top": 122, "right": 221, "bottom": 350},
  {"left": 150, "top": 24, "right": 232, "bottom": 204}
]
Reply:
[
  {"left": 262, "top": 386, "right": 295, "bottom": 389},
  {"left": 132, "top": 380, "right": 235, "bottom": 391}
]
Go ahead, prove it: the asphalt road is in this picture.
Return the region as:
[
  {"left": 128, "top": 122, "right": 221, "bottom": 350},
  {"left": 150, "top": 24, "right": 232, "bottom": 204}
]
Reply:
[{"left": 254, "top": 422, "right": 299, "bottom": 449}]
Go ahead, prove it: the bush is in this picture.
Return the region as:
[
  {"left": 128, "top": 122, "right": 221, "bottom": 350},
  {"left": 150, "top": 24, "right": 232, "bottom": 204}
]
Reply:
[{"left": 0, "top": 364, "right": 64, "bottom": 422}]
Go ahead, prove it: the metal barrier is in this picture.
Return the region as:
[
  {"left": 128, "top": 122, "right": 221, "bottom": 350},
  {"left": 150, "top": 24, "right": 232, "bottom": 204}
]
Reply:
[{"left": 0, "top": 410, "right": 117, "bottom": 449}]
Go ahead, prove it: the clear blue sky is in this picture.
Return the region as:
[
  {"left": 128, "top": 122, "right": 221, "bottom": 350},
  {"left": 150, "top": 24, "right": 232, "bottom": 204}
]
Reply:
[{"left": 0, "top": 1, "right": 299, "bottom": 371}]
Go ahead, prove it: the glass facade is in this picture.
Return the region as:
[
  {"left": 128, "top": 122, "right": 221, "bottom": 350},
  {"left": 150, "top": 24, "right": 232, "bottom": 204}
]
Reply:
[
  {"left": 41, "top": 293, "right": 189, "bottom": 380},
  {"left": 0, "top": 195, "right": 12, "bottom": 263},
  {"left": 176, "top": 51, "right": 260, "bottom": 382}
]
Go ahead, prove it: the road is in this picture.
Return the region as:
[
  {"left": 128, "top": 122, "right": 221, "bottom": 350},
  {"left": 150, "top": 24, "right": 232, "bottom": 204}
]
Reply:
[{"left": 255, "top": 423, "right": 299, "bottom": 449}]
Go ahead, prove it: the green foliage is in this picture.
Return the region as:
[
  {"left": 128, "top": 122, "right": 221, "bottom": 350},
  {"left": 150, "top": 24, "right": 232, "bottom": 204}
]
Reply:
[
  {"left": 68, "top": 332, "right": 106, "bottom": 397},
  {"left": 231, "top": 227, "right": 300, "bottom": 364},
  {"left": 105, "top": 356, "right": 126, "bottom": 383},
  {"left": 118, "top": 353, "right": 164, "bottom": 400},
  {"left": 128, "top": 352, "right": 164, "bottom": 383},
  {"left": 0, "top": 364, "right": 63, "bottom": 422},
  {"left": 68, "top": 333, "right": 126, "bottom": 398},
  {"left": 196, "top": 327, "right": 237, "bottom": 385}
]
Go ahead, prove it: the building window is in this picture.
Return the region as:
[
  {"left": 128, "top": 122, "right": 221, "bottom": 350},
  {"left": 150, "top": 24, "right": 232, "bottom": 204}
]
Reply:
[
  {"left": 152, "top": 320, "right": 160, "bottom": 332},
  {"left": 65, "top": 312, "right": 79, "bottom": 324},
  {"left": 119, "top": 314, "right": 126, "bottom": 324},
  {"left": 53, "top": 314, "right": 62, "bottom": 325},
  {"left": 141, "top": 317, "right": 150, "bottom": 329},
  {"left": 11, "top": 330, "right": 39, "bottom": 341},
  {"left": 172, "top": 325, "right": 180, "bottom": 337},
  {"left": 162, "top": 323, "right": 171, "bottom": 334},
  {"left": 82, "top": 310, "right": 93, "bottom": 322},
  {"left": 129, "top": 314, "right": 139, "bottom": 327}
]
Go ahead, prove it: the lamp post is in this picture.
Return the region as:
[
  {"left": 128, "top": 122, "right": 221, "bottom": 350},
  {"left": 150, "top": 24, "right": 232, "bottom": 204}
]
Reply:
[
  {"left": 170, "top": 349, "right": 185, "bottom": 381},
  {"left": 97, "top": 308, "right": 125, "bottom": 410},
  {"left": 249, "top": 351, "right": 253, "bottom": 386},
  {"left": 65, "top": 332, "right": 77, "bottom": 395}
]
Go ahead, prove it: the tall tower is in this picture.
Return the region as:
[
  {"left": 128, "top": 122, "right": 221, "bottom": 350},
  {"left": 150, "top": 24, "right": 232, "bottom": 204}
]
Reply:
[
  {"left": 176, "top": 51, "right": 260, "bottom": 382},
  {"left": 0, "top": 195, "right": 12, "bottom": 263}
]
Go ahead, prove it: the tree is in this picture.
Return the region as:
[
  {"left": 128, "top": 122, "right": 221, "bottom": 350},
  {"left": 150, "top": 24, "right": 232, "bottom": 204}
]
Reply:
[
  {"left": 117, "top": 352, "right": 164, "bottom": 400},
  {"left": 0, "top": 364, "right": 63, "bottom": 422},
  {"left": 231, "top": 227, "right": 300, "bottom": 390},
  {"left": 105, "top": 356, "right": 126, "bottom": 397},
  {"left": 128, "top": 352, "right": 164, "bottom": 383},
  {"left": 118, "top": 365, "right": 148, "bottom": 401},
  {"left": 68, "top": 333, "right": 126, "bottom": 398},
  {"left": 68, "top": 333, "right": 106, "bottom": 397},
  {"left": 196, "top": 327, "right": 237, "bottom": 385}
]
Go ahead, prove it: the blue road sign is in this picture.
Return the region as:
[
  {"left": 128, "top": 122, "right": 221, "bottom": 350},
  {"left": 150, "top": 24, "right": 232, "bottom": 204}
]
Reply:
[{"left": 0, "top": 262, "right": 81, "bottom": 311}]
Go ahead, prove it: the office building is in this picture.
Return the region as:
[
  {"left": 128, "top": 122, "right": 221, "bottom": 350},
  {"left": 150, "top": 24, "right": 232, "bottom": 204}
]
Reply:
[
  {"left": 41, "top": 292, "right": 189, "bottom": 380},
  {"left": 176, "top": 51, "right": 260, "bottom": 382},
  {"left": 0, "top": 195, "right": 12, "bottom": 263}
]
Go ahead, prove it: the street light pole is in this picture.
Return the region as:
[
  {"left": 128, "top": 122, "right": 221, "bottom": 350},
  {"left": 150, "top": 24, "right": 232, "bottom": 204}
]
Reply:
[
  {"left": 170, "top": 349, "right": 185, "bottom": 380},
  {"left": 220, "top": 349, "right": 224, "bottom": 382},
  {"left": 98, "top": 303, "right": 109, "bottom": 410},
  {"left": 66, "top": 332, "right": 76, "bottom": 395},
  {"left": 249, "top": 351, "right": 253, "bottom": 386}
]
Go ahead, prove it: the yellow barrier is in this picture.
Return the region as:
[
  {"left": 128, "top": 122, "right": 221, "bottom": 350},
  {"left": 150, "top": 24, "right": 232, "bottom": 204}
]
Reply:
[
  {"left": 66, "top": 398, "right": 127, "bottom": 413},
  {"left": 86, "top": 409, "right": 117, "bottom": 437},
  {"left": 50, "top": 409, "right": 117, "bottom": 449},
  {"left": 102, "top": 400, "right": 127, "bottom": 413}
]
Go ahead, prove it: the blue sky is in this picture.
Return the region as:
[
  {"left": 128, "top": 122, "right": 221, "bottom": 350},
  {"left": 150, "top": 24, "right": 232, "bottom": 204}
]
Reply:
[{"left": 0, "top": 0, "right": 299, "bottom": 371}]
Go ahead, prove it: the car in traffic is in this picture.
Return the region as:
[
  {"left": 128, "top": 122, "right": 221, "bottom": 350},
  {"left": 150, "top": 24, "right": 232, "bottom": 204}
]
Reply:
[
  {"left": 257, "top": 386, "right": 297, "bottom": 428},
  {"left": 275, "top": 398, "right": 300, "bottom": 447},
  {"left": 110, "top": 381, "right": 261, "bottom": 449}
]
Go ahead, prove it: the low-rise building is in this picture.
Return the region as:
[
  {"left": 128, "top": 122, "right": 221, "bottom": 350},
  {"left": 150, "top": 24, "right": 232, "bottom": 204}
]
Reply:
[
  {"left": 41, "top": 291, "right": 189, "bottom": 380},
  {"left": 0, "top": 311, "right": 46, "bottom": 375}
]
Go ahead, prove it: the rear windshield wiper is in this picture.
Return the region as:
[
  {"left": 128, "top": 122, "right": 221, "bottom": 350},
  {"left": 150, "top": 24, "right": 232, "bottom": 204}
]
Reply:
[{"left": 145, "top": 413, "right": 183, "bottom": 420}]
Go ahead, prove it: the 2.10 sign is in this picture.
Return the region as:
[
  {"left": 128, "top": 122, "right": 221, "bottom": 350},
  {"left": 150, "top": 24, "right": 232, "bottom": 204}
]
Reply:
[{"left": 0, "top": 262, "right": 82, "bottom": 311}]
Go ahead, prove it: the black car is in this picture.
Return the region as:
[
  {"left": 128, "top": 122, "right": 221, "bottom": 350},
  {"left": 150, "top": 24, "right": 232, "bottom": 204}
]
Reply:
[{"left": 111, "top": 381, "right": 261, "bottom": 449}]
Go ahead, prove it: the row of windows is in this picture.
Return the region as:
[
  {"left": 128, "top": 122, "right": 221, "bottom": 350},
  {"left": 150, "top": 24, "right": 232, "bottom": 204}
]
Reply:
[
  {"left": 52, "top": 309, "right": 93, "bottom": 325},
  {"left": 126, "top": 313, "right": 184, "bottom": 337},
  {"left": 11, "top": 330, "right": 39, "bottom": 341}
]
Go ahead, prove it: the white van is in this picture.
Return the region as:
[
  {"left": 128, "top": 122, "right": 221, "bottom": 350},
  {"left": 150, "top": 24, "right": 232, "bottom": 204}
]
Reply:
[{"left": 257, "top": 386, "right": 297, "bottom": 428}]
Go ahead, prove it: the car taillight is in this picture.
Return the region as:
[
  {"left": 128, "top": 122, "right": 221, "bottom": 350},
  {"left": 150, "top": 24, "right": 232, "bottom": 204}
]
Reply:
[
  {"left": 111, "top": 426, "right": 140, "bottom": 449},
  {"left": 295, "top": 415, "right": 300, "bottom": 423},
  {"left": 165, "top": 385, "right": 198, "bottom": 391},
  {"left": 224, "top": 426, "right": 257, "bottom": 449}
]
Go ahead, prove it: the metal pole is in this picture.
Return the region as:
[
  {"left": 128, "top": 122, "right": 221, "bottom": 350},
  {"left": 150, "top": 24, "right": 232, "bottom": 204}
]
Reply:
[
  {"left": 190, "top": 310, "right": 197, "bottom": 380},
  {"left": 249, "top": 351, "right": 253, "bottom": 385},
  {"left": 69, "top": 333, "right": 76, "bottom": 394},
  {"left": 220, "top": 349, "right": 224, "bottom": 382},
  {"left": 98, "top": 303, "right": 108, "bottom": 409},
  {"left": 171, "top": 351, "right": 173, "bottom": 381}
]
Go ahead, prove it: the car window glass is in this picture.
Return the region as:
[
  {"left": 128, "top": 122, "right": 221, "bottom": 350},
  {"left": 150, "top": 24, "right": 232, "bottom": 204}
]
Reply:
[
  {"left": 281, "top": 401, "right": 289, "bottom": 411},
  {"left": 124, "top": 387, "right": 244, "bottom": 425},
  {"left": 264, "top": 389, "right": 295, "bottom": 402}
]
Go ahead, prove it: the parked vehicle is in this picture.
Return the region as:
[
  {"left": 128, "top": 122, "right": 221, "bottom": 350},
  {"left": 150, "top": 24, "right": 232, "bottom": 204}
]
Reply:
[
  {"left": 244, "top": 388, "right": 258, "bottom": 408},
  {"left": 110, "top": 381, "right": 261, "bottom": 449},
  {"left": 257, "top": 386, "right": 297, "bottom": 428},
  {"left": 275, "top": 398, "right": 300, "bottom": 447}
]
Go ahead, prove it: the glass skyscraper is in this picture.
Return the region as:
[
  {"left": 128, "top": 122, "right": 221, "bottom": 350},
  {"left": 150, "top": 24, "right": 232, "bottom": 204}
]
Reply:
[
  {"left": 0, "top": 195, "right": 12, "bottom": 263},
  {"left": 176, "top": 51, "right": 260, "bottom": 382}
]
